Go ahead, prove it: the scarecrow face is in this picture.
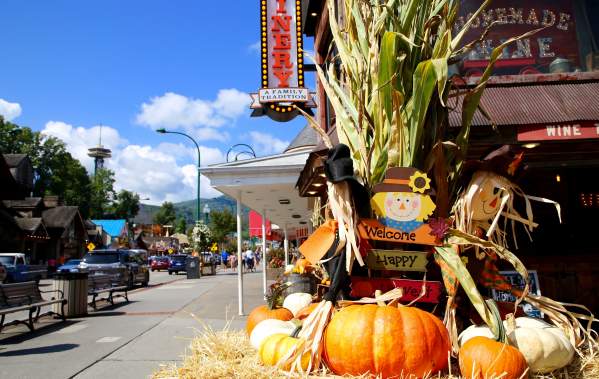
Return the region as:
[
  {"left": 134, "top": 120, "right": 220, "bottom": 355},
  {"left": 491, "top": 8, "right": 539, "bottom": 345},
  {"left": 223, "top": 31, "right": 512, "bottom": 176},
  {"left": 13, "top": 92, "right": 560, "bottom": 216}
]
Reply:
[
  {"left": 470, "top": 176, "right": 505, "bottom": 221},
  {"left": 385, "top": 192, "right": 422, "bottom": 222}
]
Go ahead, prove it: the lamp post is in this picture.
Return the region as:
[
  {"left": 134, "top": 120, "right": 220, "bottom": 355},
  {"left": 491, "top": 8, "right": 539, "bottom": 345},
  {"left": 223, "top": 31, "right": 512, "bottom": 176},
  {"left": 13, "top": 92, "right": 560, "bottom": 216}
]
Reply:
[
  {"left": 156, "top": 128, "right": 201, "bottom": 224},
  {"left": 203, "top": 204, "right": 210, "bottom": 224}
]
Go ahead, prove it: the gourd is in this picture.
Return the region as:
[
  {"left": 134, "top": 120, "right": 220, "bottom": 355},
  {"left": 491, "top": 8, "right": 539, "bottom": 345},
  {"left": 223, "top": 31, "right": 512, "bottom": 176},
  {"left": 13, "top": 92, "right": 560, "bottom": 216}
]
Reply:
[
  {"left": 246, "top": 305, "right": 293, "bottom": 335},
  {"left": 323, "top": 304, "right": 450, "bottom": 378},
  {"left": 249, "top": 319, "right": 297, "bottom": 349},
  {"left": 296, "top": 303, "right": 319, "bottom": 320},
  {"left": 259, "top": 332, "right": 310, "bottom": 371},
  {"left": 459, "top": 317, "right": 574, "bottom": 373},
  {"left": 459, "top": 336, "right": 528, "bottom": 379},
  {"left": 282, "top": 293, "right": 313, "bottom": 317}
]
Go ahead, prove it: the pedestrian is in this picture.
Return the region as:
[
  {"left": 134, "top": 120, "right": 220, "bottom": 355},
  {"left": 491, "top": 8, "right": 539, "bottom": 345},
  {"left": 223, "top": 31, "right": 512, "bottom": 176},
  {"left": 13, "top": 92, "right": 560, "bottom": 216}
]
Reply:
[
  {"left": 245, "top": 246, "right": 255, "bottom": 272},
  {"left": 229, "top": 254, "right": 237, "bottom": 272},
  {"left": 220, "top": 249, "right": 229, "bottom": 272},
  {"left": 241, "top": 250, "right": 247, "bottom": 272}
]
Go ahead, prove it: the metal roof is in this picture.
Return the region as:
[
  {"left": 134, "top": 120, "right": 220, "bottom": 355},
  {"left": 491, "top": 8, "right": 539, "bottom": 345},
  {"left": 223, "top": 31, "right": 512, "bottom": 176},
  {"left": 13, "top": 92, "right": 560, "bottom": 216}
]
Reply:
[{"left": 449, "top": 81, "right": 599, "bottom": 127}]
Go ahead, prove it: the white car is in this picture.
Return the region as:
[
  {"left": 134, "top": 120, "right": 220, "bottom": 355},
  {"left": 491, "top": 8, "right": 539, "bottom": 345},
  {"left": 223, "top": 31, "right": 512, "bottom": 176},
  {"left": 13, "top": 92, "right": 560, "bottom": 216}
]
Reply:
[{"left": 0, "top": 262, "right": 6, "bottom": 283}]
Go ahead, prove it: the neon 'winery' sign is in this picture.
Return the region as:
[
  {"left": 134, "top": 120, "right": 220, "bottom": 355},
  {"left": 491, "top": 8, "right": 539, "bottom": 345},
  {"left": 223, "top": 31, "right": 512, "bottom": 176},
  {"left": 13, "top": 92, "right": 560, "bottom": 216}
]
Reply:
[{"left": 250, "top": 0, "right": 315, "bottom": 122}]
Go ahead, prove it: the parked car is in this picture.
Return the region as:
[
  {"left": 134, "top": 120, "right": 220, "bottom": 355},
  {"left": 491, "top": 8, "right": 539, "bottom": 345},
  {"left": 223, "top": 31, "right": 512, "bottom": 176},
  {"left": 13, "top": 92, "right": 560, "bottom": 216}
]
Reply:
[
  {"left": 150, "top": 256, "right": 169, "bottom": 271},
  {"left": 57, "top": 259, "right": 86, "bottom": 273},
  {"left": 81, "top": 249, "right": 149, "bottom": 288},
  {"left": 0, "top": 253, "right": 47, "bottom": 283},
  {"left": 168, "top": 254, "right": 188, "bottom": 275},
  {"left": 0, "top": 262, "right": 6, "bottom": 283}
]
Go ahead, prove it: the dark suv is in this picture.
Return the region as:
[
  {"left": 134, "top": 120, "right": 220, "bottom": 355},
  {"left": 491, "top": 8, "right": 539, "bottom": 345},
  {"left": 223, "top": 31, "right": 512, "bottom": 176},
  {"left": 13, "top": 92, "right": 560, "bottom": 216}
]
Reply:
[
  {"left": 168, "top": 254, "right": 188, "bottom": 275},
  {"left": 82, "top": 249, "right": 150, "bottom": 288}
]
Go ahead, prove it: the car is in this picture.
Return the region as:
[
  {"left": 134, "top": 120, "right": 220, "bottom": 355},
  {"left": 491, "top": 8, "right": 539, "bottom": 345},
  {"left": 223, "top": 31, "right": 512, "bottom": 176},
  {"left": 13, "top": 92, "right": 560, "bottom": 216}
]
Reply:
[
  {"left": 150, "top": 256, "right": 169, "bottom": 271},
  {"left": 168, "top": 254, "right": 188, "bottom": 275},
  {"left": 0, "top": 262, "right": 6, "bottom": 283},
  {"left": 81, "top": 249, "right": 150, "bottom": 288},
  {"left": 57, "top": 259, "right": 86, "bottom": 273}
]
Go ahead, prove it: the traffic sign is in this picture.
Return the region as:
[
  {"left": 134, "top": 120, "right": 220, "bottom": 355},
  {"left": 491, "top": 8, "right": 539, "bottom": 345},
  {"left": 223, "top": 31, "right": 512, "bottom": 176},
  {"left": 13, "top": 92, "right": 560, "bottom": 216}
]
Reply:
[
  {"left": 87, "top": 242, "right": 96, "bottom": 251},
  {"left": 211, "top": 243, "right": 218, "bottom": 252},
  {"left": 168, "top": 248, "right": 174, "bottom": 254}
]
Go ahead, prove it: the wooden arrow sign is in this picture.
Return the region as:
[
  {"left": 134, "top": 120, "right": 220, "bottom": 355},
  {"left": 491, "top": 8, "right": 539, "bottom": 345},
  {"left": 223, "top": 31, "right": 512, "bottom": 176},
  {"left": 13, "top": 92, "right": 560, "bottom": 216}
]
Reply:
[{"left": 366, "top": 250, "right": 428, "bottom": 272}]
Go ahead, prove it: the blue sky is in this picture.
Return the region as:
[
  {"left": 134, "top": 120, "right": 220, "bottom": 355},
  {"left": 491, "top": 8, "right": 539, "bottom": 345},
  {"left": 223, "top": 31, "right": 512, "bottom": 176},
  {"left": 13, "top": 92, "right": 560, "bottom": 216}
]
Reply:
[{"left": 0, "top": 0, "right": 314, "bottom": 204}]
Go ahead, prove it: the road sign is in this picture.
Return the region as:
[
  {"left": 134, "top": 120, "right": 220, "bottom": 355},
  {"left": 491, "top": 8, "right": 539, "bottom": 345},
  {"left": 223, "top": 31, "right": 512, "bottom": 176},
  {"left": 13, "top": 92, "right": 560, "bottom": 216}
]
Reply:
[
  {"left": 168, "top": 248, "right": 174, "bottom": 254},
  {"left": 211, "top": 243, "right": 218, "bottom": 252},
  {"left": 87, "top": 242, "right": 95, "bottom": 251}
]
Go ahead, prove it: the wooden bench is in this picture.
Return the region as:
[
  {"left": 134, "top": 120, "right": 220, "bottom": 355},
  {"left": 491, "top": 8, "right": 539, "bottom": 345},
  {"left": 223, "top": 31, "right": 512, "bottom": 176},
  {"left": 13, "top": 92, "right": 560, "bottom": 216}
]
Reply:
[
  {"left": 0, "top": 281, "right": 66, "bottom": 332},
  {"left": 88, "top": 275, "right": 129, "bottom": 310}
]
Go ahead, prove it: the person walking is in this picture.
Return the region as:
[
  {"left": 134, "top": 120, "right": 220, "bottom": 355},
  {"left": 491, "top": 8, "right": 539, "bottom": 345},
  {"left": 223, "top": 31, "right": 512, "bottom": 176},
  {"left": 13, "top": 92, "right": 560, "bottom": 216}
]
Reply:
[
  {"left": 220, "top": 249, "right": 229, "bottom": 272},
  {"left": 245, "top": 246, "right": 255, "bottom": 272},
  {"left": 241, "top": 249, "right": 247, "bottom": 272},
  {"left": 229, "top": 254, "right": 237, "bottom": 272}
]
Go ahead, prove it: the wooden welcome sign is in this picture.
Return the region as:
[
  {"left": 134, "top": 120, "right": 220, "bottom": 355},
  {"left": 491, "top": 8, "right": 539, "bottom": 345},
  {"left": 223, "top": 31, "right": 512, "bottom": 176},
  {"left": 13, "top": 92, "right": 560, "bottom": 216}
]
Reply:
[
  {"left": 361, "top": 167, "right": 441, "bottom": 246},
  {"left": 366, "top": 250, "right": 428, "bottom": 271},
  {"left": 350, "top": 277, "right": 442, "bottom": 304}
]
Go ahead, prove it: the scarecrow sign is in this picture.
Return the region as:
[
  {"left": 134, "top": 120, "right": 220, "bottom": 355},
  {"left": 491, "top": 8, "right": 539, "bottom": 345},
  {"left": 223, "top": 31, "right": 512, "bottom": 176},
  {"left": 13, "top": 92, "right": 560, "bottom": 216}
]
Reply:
[
  {"left": 358, "top": 168, "right": 441, "bottom": 246},
  {"left": 366, "top": 250, "right": 428, "bottom": 271}
]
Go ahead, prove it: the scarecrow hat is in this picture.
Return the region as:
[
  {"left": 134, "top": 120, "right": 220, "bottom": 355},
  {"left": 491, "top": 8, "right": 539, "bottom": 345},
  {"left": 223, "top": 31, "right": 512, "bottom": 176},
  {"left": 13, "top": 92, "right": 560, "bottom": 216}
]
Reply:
[
  {"left": 463, "top": 145, "right": 525, "bottom": 179},
  {"left": 324, "top": 144, "right": 371, "bottom": 218},
  {"left": 372, "top": 167, "right": 435, "bottom": 195}
]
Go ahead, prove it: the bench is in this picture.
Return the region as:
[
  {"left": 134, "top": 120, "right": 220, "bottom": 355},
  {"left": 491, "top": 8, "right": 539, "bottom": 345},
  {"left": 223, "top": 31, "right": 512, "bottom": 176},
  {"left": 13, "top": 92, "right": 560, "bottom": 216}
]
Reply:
[
  {"left": 88, "top": 275, "right": 129, "bottom": 310},
  {"left": 0, "top": 281, "right": 66, "bottom": 332}
]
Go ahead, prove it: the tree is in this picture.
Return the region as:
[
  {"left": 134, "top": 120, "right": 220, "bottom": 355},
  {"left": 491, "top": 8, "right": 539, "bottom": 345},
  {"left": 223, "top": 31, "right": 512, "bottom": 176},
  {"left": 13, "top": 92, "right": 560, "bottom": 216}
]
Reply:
[
  {"left": 0, "top": 117, "right": 92, "bottom": 216},
  {"left": 89, "top": 168, "right": 115, "bottom": 219},
  {"left": 112, "top": 190, "right": 140, "bottom": 221},
  {"left": 208, "top": 209, "right": 236, "bottom": 243},
  {"left": 154, "top": 201, "right": 177, "bottom": 226},
  {"left": 175, "top": 217, "right": 187, "bottom": 234}
]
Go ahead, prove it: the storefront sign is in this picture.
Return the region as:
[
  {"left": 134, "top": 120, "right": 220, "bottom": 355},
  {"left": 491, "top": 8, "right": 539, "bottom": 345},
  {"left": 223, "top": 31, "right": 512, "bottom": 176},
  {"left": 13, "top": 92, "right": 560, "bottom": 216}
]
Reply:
[
  {"left": 366, "top": 250, "right": 428, "bottom": 271},
  {"left": 350, "top": 277, "right": 442, "bottom": 303},
  {"left": 492, "top": 270, "right": 542, "bottom": 318},
  {"left": 518, "top": 121, "right": 599, "bottom": 141},
  {"left": 249, "top": 0, "right": 316, "bottom": 121},
  {"left": 455, "top": 0, "right": 579, "bottom": 76},
  {"left": 358, "top": 219, "right": 441, "bottom": 246}
]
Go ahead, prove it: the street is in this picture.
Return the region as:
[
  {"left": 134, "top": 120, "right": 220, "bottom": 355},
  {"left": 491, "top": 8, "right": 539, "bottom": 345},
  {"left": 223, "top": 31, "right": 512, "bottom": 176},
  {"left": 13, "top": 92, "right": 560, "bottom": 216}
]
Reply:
[{"left": 0, "top": 269, "right": 266, "bottom": 379}]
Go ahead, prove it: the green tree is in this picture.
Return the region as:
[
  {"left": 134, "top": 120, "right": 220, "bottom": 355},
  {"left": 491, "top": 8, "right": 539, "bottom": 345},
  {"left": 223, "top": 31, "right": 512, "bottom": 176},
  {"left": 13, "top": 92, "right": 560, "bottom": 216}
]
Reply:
[
  {"left": 175, "top": 217, "right": 187, "bottom": 234},
  {"left": 90, "top": 168, "right": 115, "bottom": 218},
  {"left": 0, "top": 117, "right": 92, "bottom": 216},
  {"left": 208, "top": 209, "right": 236, "bottom": 244},
  {"left": 112, "top": 190, "right": 140, "bottom": 221},
  {"left": 154, "top": 201, "right": 177, "bottom": 226}
]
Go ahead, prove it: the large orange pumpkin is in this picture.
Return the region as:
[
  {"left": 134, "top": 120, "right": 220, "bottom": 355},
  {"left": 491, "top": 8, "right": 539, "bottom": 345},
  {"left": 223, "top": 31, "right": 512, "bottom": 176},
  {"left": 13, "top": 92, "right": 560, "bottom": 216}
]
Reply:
[
  {"left": 246, "top": 305, "right": 293, "bottom": 335},
  {"left": 296, "top": 303, "right": 318, "bottom": 320},
  {"left": 459, "top": 336, "right": 529, "bottom": 379},
  {"left": 324, "top": 304, "right": 450, "bottom": 378}
]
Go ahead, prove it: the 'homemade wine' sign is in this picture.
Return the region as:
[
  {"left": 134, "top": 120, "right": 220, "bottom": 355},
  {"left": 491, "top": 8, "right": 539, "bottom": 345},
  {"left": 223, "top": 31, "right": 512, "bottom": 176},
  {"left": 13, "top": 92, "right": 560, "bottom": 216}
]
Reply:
[
  {"left": 366, "top": 250, "right": 428, "bottom": 272},
  {"left": 350, "top": 277, "right": 442, "bottom": 303}
]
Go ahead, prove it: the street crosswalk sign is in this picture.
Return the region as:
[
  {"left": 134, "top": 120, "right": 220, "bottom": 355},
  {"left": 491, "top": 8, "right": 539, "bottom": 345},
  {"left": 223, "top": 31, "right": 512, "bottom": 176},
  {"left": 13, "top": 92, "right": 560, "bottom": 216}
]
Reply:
[
  {"left": 87, "top": 242, "right": 95, "bottom": 251},
  {"left": 211, "top": 243, "right": 218, "bottom": 252},
  {"left": 168, "top": 248, "right": 174, "bottom": 254}
]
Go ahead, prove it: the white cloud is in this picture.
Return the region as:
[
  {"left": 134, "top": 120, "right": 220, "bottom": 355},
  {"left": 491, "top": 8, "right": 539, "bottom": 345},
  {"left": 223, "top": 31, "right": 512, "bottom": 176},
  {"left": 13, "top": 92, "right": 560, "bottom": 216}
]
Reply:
[
  {"left": 248, "top": 131, "right": 289, "bottom": 156},
  {"left": 248, "top": 40, "right": 261, "bottom": 53},
  {"left": 41, "top": 121, "right": 225, "bottom": 204},
  {"left": 0, "top": 98, "right": 22, "bottom": 121},
  {"left": 135, "top": 89, "right": 250, "bottom": 142}
]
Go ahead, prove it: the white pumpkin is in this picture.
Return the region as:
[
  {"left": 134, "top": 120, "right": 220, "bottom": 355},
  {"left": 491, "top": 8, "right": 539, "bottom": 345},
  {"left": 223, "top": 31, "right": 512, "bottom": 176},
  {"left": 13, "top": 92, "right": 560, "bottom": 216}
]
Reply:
[
  {"left": 283, "top": 292, "right": 313, "bottom": 317},
  {"left": 507, "top": 317, "right": 574, "bottom": 373},
  {"left": 459, "top": 317, "right": 575, "bottom": 373},
  {"left": 249, "top": 319, "right": 297, "bottom": 349}
]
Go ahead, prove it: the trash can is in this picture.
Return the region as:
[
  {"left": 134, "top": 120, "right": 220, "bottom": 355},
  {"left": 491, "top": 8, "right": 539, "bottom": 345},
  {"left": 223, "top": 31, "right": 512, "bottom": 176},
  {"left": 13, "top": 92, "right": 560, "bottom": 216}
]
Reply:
[
  {"left": 53, "top": 272, "right": 89, "bottom": 317},
  {"left": 186, "top": 256, "right": 201, "bottom": 279}
]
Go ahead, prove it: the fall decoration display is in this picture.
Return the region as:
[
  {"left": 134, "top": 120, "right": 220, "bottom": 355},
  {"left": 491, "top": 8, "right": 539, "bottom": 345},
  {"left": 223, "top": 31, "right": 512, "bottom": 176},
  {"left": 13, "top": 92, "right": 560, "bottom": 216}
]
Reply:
[
  {"left": 293, "top": 258, "right": 311, "bottom": 274},
  {"left": 246, "top": 282, "right": 293, "bottom": 335},
  {"left": 323, "top": 304, "right": 450, "bottom": 378},
  {"left": 296, "top": 303, "right": 318, "bottom": 321},
  {"left": 282, "top": 293, "right": 313, "bottom": 317},
  {"left": 259, "top": 332, "right": 310, "bottom": 372},
  {"left": 249, "top": 319, "right": 297, "bottom": 350},
  {"left": 459, "top": 336, "right": 529, "bottom": 379}
]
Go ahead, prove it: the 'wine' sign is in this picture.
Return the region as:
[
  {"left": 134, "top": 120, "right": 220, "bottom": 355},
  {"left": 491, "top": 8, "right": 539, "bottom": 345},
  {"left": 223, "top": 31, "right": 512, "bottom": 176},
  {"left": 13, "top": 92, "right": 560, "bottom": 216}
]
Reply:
[{"left": 250, "top": 0, "right": 316, "bottom": 122}]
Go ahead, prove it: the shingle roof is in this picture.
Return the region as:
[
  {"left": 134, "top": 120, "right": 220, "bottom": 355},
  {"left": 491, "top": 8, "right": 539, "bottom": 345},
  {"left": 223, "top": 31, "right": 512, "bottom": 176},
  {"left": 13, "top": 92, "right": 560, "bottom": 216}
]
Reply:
[
  {"left": 3, "top": 198, "right": 43, "bottom": 209},
  {"left": 91, "top": 219, "right": 127, "bottom": 237},
  {"left": 15, "top": 217, "right": 43, "bottom": 233},
  {"left": 285, "top": 125, "right": 319, "bottom": 152},
  {"left": 42, "top": 206, "right": 80, "bottom": 229},
  {"left": 3, "top": 154, "right": 28, "bottom": 168}
]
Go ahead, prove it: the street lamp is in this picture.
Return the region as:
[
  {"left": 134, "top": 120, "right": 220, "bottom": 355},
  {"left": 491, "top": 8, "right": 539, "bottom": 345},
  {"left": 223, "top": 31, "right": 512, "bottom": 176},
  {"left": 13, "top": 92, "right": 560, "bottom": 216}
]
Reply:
[
  {"left": 203, "top": 204, "right": 211, "bottom": 224},
  {"left": 156, "top": 128, "right": 201, "bottom": 224}
]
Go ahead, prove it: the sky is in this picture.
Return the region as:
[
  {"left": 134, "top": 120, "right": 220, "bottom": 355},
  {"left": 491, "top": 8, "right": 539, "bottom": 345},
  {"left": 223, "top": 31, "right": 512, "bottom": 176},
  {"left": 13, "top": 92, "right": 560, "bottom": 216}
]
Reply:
[{"left": 0, "top": 0, "right": 315, "bottom": 205}]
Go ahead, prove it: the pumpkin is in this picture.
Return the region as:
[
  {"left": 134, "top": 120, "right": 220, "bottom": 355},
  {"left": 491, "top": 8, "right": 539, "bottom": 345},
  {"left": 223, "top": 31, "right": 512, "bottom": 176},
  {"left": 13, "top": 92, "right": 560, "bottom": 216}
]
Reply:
[
  {"left": 459, "top": 336, "right": 529, "bottom": 379},
  {"left": 459, "top": 317, "right": 574, "bottom": 373},
  {"left": 324, "top": 304, "right": 450, "bottom": 378},
  {"left": 259, "top": 333, "right": 310, "bottom": 371},
  {"left": 246, "top": 305, "right": 293, "bottom": 335},
  {"left": 296, "top": 303, "right": 319, "bottom": 320},
  {"left": 250, "top": 319, "right": 297, "bottom": 349},
  {"left": 283, "top": 292, "right": 313, "bottom": 317}
]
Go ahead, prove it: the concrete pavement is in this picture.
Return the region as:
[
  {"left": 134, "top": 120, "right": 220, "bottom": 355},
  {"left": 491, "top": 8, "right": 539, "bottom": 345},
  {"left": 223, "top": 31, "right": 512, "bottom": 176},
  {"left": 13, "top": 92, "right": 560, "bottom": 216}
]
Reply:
[{"left": 0, "top": 269, "right": 266, "bottom": 379}]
